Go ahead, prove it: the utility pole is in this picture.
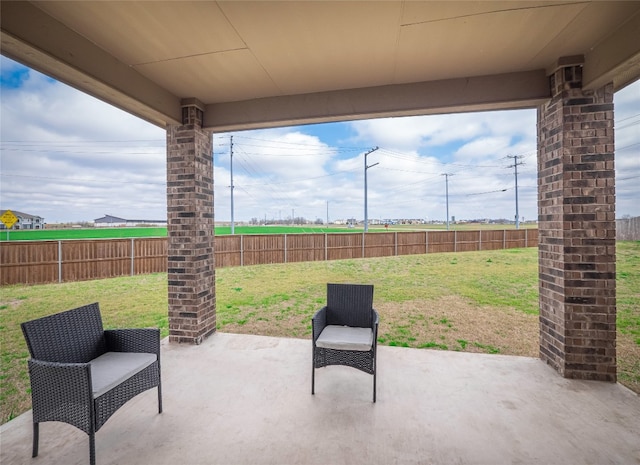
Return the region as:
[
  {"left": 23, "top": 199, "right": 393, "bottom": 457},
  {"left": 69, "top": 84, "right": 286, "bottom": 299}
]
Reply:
[
  {"left": 230, "top": 135, "right": 235, "bottom": 234},
  {"left": 364, "top": 147, "right": 379, "bottom": 232},
  {"left": 507, "top": 155, "right": 524, "bottom": 229},
  {"left": 326, "top": 201, "right": 329, "bottom": 226},
  {"left": 442, "top": 173, "right": 454, "bottom": 230}
]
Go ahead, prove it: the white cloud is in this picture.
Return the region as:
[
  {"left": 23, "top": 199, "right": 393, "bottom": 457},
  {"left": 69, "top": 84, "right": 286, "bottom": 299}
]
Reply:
[
  {"left": 453, "top": 136, "right": 512, "bottom": 160},
  {"left": 349, "top": 109, "right": 536, "bottom": 153}
]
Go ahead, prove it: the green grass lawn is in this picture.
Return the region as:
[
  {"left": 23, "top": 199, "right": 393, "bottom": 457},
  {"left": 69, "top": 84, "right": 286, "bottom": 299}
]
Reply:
[
  {"left": 0, "top": 225, "right": 349, "bottom": 241},
  {"left": 0, "top": 227, "right": 168, "bottom": 241},
  {"left": 1, "top": 242, "right": 637, "bottom": 424}
]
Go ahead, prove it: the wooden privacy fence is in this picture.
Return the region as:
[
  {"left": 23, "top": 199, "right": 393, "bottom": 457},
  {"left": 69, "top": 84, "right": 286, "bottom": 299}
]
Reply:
[
  {"left": 0, "top": 229, "right": 538, "bottom": 286},
  {"left": 617, "top": 217, "right": 640, "bottom": 241}
]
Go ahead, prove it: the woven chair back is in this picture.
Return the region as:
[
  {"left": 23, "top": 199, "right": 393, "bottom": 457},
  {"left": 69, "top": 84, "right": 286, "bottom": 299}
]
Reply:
[
  {"left": 326, "top": 283, "right": 374, "bottom": 328},
  {"left": 21, "top": 302, "right": 107, "bottom": 363}
]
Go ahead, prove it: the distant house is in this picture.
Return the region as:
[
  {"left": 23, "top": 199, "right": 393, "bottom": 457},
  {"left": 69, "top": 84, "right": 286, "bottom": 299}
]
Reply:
[
  {"left": 0, "top": 210, "right": 45, "bottom": 230},
  {"left": 94, "top": 215, "right": 167, "bottom": 227}
]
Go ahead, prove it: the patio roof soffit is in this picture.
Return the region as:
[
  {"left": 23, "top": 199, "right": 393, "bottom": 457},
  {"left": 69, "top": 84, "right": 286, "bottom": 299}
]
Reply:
[{"left": 1, "top": 1, "right": 639, "bottom": 132}]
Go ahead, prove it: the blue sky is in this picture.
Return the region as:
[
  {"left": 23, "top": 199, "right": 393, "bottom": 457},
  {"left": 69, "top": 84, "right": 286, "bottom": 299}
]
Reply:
[{"left": 1, "top": 55, "right": 638, "bottom": 224}]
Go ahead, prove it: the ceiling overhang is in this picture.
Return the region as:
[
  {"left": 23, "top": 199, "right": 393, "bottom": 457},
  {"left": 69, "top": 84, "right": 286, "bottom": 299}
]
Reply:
[{"left": 2, "top": 1, "right": 639, "bottom": 132}]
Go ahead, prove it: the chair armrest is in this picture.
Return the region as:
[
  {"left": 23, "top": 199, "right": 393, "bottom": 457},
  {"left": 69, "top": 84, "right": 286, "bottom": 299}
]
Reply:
[
  {"left": 312, "top": 307, "right": 328, "bottom": 342},
  {"left": 28, "top": 359, "right": 93, "bottom": 431},
  {"left": 105, "top": 328, "right": 160, "bottom": 355}
]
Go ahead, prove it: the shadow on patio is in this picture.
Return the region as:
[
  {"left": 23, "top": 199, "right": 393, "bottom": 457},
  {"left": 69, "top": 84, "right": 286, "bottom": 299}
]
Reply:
[{"left": 2, "top": 332, "right": 639, "bottom": 465}]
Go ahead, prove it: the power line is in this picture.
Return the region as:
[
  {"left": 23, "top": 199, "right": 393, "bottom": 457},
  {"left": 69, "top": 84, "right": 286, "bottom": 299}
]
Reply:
[
  {"left": 617, "top": 141, "right": 640, "bottom": 151},
  {"left": 230, "top": 134, "right": 367, "bottom": 151},
  {"left": 0, "top": 172, "right": 165, "bottom": 186},
  {"left": 617, "top": 174, "right": 640, "bottom": 181},
  {"left": 231, "top": 146, "right": 302, "bottom": 212},
  {"left": 467, "top": 188, "right": 508, "bottom": 196},
  {"left": 617, "top": 120, "right": 640, "bottom": 131},
  {"left": 0, "top": 139, "right": 164, "bottom": 144},
  {"left": 615, "top": 112, "right": 640, "bottom": 123},
  {"left": 377, "top": 147, "right": 507, "bottom": 168}
]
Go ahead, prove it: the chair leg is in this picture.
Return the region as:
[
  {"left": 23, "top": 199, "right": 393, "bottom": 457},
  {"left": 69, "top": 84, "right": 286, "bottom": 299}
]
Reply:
[
  {"left": 311, "top": 352, "right": 315, "bottom": 395},
  {"left": 158, "top": 383, "right": 163, "bottom": 414},
  {"left": 89, "top": 432, "right": 96, "bottom": 465},
  {"left": 32, "top": 422, "right": 39, "bottom": 457},
  {"left": 373, "top": 352, "right": 377, "bottom": 403},
  {"left": 373, "top": 371, "right": 376, "bottom": 403}
]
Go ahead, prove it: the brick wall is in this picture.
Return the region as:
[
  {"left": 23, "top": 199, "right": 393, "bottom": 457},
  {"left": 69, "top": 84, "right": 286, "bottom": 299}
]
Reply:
[
  {"left": 166, "top": 102, "right": 216, "bottom": 344},
  {"left": 537, "top": 65, "right": 616, "bottom": 381}
]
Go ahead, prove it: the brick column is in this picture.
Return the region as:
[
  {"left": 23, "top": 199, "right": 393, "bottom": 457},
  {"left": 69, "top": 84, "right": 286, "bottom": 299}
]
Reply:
[
  {"left": 166, "top": 99, "right": 216, "bottom": 344},
  {"left": 537, "top": 62, "right": 616, "bottom": 381}
]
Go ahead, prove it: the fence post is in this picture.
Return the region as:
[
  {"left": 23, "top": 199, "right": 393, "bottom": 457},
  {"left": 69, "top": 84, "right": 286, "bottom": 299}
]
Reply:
[
  {"left": 362, "top": 232, "right": 365, "bottom": 258},
  {"left": 325, "top": 233, "right": 328, "bottom": 261},
  {"left": 58, "top": 240, "right": 62, "bottom": 283},
  {"left": 240, "top": 235, "right": 244, "bottom": 267},
  {"left": 395, "top": 231, "right": 398, "bottom": 256},
  {"left": 525, "top": 228, "right": 528, "bottom": 247},
  {"left": 425, "top": 230, "right": 428, "bottom": 254},
  {"left": 454, "top": 230, "right": 457, "bottom": 252},
  {"left": 503, "top": 230, "right": 506, "bottom": 249},
  {"left": 131, "top": 238, "right": 135, "bottom": 276},
  {"left": 284, "top": 234, "right": 287, "bottom": 263},
  {"left": 479, "top": 230, "right": 482, "bottom": 251}
]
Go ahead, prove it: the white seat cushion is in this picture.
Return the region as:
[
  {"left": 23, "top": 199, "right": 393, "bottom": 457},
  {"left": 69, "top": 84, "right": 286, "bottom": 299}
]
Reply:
[
  {"left": 316, "top": 325, "right": 373, "bottom": 352},
  {"left": 90, "top": 352, "right": 157, "bottom": 398}
]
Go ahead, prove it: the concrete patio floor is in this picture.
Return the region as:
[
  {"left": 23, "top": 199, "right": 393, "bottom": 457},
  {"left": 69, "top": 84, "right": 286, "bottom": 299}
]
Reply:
[{"left": 2, "top": 332, "right": 639, "bottom": 465}]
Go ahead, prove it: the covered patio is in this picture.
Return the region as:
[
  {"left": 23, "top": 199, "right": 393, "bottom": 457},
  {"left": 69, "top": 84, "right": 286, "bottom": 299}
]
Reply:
[
  {"left": 1, "top": 2, "right": 640, "bottom": 463},
  {"left": 2, "top": 332, "right": 639, "bottom": 465}
]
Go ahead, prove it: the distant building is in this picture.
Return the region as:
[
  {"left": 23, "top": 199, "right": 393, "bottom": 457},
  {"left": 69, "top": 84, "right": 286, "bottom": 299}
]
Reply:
[
  {"left": 94, "top": 215, "right": 127, "bottom": 227},
  {"left": 94, "top": 215, "right": 167, "bottom": 227},
  {"left": 0, "top": 210, "right": 44, "bottom": 230}
]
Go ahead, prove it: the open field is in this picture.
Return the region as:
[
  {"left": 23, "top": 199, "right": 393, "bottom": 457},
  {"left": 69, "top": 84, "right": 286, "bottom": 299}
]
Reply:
[
  {"left": 0, "top": 222, "right": 536, "bottom": 241},
  {"left": 0, "top": 226, "right": 346, "bottom": 241},
  {"left": 1, "top": 242, "right": 637, "bottom": 424}
]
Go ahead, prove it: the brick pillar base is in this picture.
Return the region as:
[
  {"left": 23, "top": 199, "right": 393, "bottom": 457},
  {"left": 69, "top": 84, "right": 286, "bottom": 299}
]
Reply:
[
  {"left": 166, "top": 100, "right": 216, "bottom": 344},
  {"left": 537, "top": 63, "right": 616, "bottom": 381}
]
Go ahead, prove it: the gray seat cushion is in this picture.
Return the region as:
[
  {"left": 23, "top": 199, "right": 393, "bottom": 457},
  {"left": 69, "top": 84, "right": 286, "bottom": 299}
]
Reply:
[
  {"left": 316, "top": 325, "right": 373, "bottom": 352},
  {"left": 90, "top": 352, "right": 157, "bottom": 398}
]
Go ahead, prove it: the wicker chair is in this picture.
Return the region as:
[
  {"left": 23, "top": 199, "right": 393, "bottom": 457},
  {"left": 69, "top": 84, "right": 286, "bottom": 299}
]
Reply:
[
  {"left": 312, "top": 283, "right": 379, "bottom": 402},
  {"left": 21, "top": 302, "right": 162, "bottom": 465}
]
